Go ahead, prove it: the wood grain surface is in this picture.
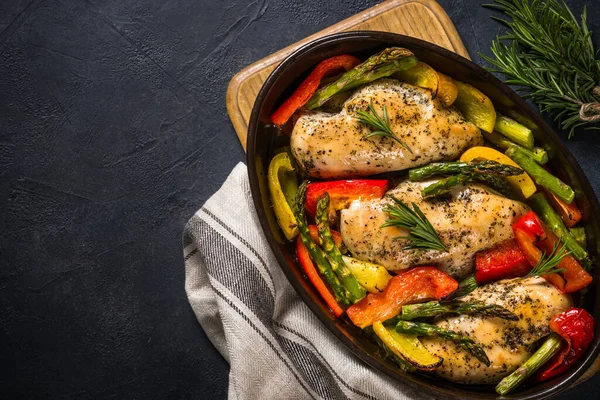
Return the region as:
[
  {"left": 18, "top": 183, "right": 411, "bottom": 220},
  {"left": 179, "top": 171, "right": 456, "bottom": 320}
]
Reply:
[{"left": 226, "top": 0, "right": 470, "bottom": 150}]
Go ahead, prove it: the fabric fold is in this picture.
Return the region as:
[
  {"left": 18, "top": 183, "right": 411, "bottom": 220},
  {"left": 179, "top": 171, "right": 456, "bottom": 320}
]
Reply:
[{"left": 183, "top": 162, "right": 428, "bottom": 400}]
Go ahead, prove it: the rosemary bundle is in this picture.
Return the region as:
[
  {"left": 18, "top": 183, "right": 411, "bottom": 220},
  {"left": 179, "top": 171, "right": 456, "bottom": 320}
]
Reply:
[{"left": 481, "top": 0, "right": 600, "bottom": 137}]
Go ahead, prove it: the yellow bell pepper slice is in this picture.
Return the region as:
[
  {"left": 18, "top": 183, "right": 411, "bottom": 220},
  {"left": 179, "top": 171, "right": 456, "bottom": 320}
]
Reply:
[
  {"left": 436, "top": 72, "right": 458, "bottom": 107},
  {"left": 453, "top": 80, "right": 496, "bottom": 133},
  {"left": 394, "top": 61, "right": 439, "bottom": 97},
  {"left": 268, "top": 152, "right": 299, "bottom": 240},
  {"left": 460, "top": 146, "right": 537, "bottom": 198},
  {"left": 373, "top": 321, "right": 443, "bottom": 370},
  {"left": 341, "top": 256, "right": 392, "bottom": 294}
]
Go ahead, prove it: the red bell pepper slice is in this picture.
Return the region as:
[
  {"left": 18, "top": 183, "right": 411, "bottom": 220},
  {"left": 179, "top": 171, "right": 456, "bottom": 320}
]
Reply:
[
  {"left": 532, "top": 308, "right": 595, "bottom": 382},
  {"left": 512, "top": 210, "right": 546, "bottom": 238},
  {"left": 512, "top": 212, "right": 591, "bottom": 293},
  {"left": 475, "top": 239, "right": 532, "bottom": 284},
  {"left": 304, "top": 180, "right": 389, "bottom": 217},
  {"left": 308, "top": 225, "right": 343, "bottom": 248},
  {"left": 270, "top": 54, "right": 361, "bottom": 127},
  {"left": 346, "top": 267, "right": 458, "bottom": 328},
  {"left": 296, "top": 237, "right": 344, "bottom": 317}
]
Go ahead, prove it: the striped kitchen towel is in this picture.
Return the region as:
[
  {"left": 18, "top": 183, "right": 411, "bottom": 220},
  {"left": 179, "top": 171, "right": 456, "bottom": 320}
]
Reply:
[{"left": 183, "top": 162, "right": 429, "bottom": 400}]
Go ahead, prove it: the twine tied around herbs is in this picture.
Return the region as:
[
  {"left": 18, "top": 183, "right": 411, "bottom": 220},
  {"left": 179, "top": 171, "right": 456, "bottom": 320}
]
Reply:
[{"left": 580, "top": 86, "right": 600, "bottom": 123}]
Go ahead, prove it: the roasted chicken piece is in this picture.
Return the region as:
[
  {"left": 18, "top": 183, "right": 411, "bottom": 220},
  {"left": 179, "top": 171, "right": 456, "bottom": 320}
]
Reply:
[
  {"left": 421, "top": 277, "right": 573, "bottom": 384},
  {"left": 290, "top": 79, "right": 483, "bottom": 179},
  {"left": 340, "top": 180, "right": 529, "bottom": 278}
]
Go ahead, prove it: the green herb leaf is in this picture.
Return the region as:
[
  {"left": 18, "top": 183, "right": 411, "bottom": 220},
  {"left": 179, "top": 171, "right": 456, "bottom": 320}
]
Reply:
[
  {"left": 381, "top": 195, "right": 447, "bottom": 251},
  {"left": 526, "top": 239, "right": 571, "bottom": 277},
  {"left": 354, "top": 99, "right": 413, "bottom": 153}
]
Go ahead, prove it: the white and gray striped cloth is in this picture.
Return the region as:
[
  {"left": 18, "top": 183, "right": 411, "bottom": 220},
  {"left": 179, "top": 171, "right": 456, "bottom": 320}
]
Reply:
[{"left": 183, "top": 162, "right": 429, "bottom": 400}]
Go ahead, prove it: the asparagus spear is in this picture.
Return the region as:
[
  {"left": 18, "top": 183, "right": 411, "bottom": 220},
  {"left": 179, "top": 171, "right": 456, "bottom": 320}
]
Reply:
[
  {"left": 408, "top": 161, "right": 523, "bottom": 181},
  {"left": 420, "top": 173, "right": 514, "bottom": 198},
  {"left": 451, "top": 275, "right": 478, "bottom": 299},
  {"left": 494, "top": 114, "right": 534, "bottom": 149},
  {"left": 294, "top": 182, "right": 351, "bottom": 306},
  {"left": 401, "top": 300, "right": 518, "bottom": 321},
  {"left": 496, "top": 333, "right": 563, "bottom": 395},
  {"left": 395, "top": 320, "right": 491, "bottom": 366},
  {"left": 506, "top": 147, "right": 575, "bottom": 203},
  {"left": 381, "top": 280, "right": 491, "bottom": 324},
  {"left": 414, "top": 160, "right": 521, "bottom": 198},
  {"left": 570, "top": 227, "right": 587, "bottom": 248},
  {"left": 471, "top": 173, "right": 515, "bottom": 198},
  {"left": 529, "top": 192, "right": 588, "bottom": 260},
  {"left": 305, "top": 48, "right": 417, "bottom": 109},
  {"left": 316, "top": 193, "right": 366, "bottom": 303},
  {"left": 421, "top": 174, "right": 473, "bottom": 198},
  {"left": 482, "top": 130, "right": 548, "bottom": 164}
]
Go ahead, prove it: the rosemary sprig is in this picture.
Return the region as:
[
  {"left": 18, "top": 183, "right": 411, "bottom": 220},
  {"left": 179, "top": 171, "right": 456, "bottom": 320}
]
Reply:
[
  {"left": 480, "top": 0, "right": 600, "bottom": 138},
  {"left": 354, "top": 99, "right": 413, "bottom": 153},
  {"left": 380, "top": 195, "right": 447, "bottom": 251},
  {"left": 526, "top": 239, "right": 571, "bottom": 277}
]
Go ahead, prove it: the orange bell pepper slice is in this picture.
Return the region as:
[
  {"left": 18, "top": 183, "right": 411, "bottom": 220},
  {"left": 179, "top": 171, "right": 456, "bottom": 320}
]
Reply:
[
  {"left": 544, "top": 190, "right": 582, "bottom": 228},
  {"left": 512, "top": 212, "right": 591, "bottom": 293},
  {"left": 537, "top": 229, "right": 592, "bottom": 293},
  {"left": 295, "top": 237, "right": 343, "bottom": 317},
  {"left": 346, "top": 267, "right": 458, "bottom": 328},
  {"left": 513, "top": 227, "right": 565, "bottom": 289},
  {"left": 540, "top": 166, "right": 582, "bottom": 227}
]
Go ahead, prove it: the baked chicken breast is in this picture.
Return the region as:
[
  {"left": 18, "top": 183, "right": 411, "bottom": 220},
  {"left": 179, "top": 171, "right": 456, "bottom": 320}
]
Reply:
[
  {"left": 290, "top": 79, "right": 483, "bottom": 179},
  {"left": 421, "top": 277, "right": 573, "bottom": 384},
  {"left": 340, "top": 180, "right": 529, "bottom": 278}
]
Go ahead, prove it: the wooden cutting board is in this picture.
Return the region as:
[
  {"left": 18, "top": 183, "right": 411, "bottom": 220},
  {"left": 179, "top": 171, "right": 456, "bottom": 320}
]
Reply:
[{"left": 226, "top": 0, "right": 470, "bottom": 151}]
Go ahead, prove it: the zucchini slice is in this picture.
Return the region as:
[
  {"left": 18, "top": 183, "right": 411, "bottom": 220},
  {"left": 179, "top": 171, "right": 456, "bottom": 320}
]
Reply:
[{"left": 373, "top": 321, "right": 443, "bottom": 370}]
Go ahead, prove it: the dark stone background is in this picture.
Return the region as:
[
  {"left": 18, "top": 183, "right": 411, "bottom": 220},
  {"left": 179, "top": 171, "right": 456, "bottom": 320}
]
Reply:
[{"left": 1, "top": 0, "right": 599, "bottom": 398}]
